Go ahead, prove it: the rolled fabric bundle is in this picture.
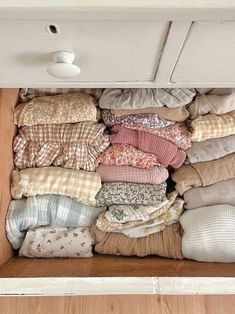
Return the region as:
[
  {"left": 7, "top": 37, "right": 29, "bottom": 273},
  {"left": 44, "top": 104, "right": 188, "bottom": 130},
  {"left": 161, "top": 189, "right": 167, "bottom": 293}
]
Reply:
[
  {"left": 96, "top": 182, "right": 167, "bottom": 206},
  {"left": 186, "top": 134, "right": 235, "bottom": 164},
  {"left": 6, "top": 195, "right": 105, "bottom": 249},
  {"left": 19, "top": 88, "right": 103, "bottom": 102},
  {"left": 14, "top": 122, "right": 110, "bottom": 171},
  {"left": 111, "top": 106, "right": 189, "bottom": 122},
  {"left": 98, "top": 144, "right": 161, "bottom": 169},
  {"left": 180, "top": 205, "right": 235, "bottom": 262},
  {"left": 99, "top": 88, "right": 196, "bottom": 109},
  {"left": 19, "top": 227, "right": 94, "bottom": 258},
  {"left": 96, "top": 164, "right": 168, "bottom": 185},
  {"left": 11, "top": 167, "right": 101, "bottom": 206},
  {"left": 172, "top": 153, "right": 235, "bottom": 195},
  {"left": 188, "top": 89, "right": 235, "bottom": 119},
  {"left": 91, "top": 223, "right": 183, "bottom": 258},
  {"left": 110, "top": 125, "right": 186, "bottom": 168},
  {"left": 191, "top": 111, "right": 235, "bottom": 142},
  {"left": 102, "top": 109, "right": 175, "bottom": 129},
  {"left": 183, "top": 178, "right": 235, "bottom": 209}
]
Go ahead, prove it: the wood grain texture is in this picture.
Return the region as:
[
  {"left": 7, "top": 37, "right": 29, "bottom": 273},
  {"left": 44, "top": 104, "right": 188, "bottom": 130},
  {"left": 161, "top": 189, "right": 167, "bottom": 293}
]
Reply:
[
  {"left": 1, "top": 296, "right": 235, "bottom": 314},
  {"left": 0, "top": 89, "right": 19, "bottom": 267}
]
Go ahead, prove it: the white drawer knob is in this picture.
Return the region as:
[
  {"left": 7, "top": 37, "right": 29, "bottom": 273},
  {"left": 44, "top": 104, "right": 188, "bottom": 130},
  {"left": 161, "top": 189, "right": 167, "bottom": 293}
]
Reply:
[{"left": 47, "top": 51, "right": 81, "bottom": 79}]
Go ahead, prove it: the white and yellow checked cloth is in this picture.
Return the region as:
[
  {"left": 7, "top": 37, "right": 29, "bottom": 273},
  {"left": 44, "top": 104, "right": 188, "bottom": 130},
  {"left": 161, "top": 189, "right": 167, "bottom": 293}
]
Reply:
[
  {"left": 11, "top": 167, "right": 101, "bottom": 206},
  {"left": 191, "top": 111, "right": 235, "bottom": 142}
]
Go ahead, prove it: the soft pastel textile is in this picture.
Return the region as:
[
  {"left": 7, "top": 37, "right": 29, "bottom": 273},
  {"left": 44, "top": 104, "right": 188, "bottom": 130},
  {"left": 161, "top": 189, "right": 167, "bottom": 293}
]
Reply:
[
  {"left": 14, "top": 122, "right": 110, "bottom": 171},
  {"left": 180, "top": 205, "right": 235, "bottom": 262},
  {"left": 96, "top": 182, "right": 167, "bottom": 206},
  {"left": 6, "top": 195, "right": 104, "bottom": 249},
  {"left": 99, "top": 88, "right": 196, "bottom": 109},
  {"left": 98, "top": 144, "right": 161, "bottom": 169},
  {"left": 102, "top": 109, "right": 175, "bottom": 129},
  {"left": 188, "top": 90, "right": 235, "bottom": 119},
  {"left": 19, "top": 227, "right": 94, "bottom": 258},
  {"left": 11, "top": 167, "right": 101, "bottom": 206},
  {"left": 191, "top": 111, "right": 235, "bottom": 142},
  {"left": 110, "top": 125, "right": 186, "bottom": 168},
  {"left": 91, "top": 223, "right": 183, "bottom": 258},
  {"left": 96, "top": 164, "right": 168, "bottom": 184},
  {"left": 19, "top": 88, "right": 103, "bottom": 102},
  {"left": 183, "top": 178, "right": 235, "bottom": 209},
  {"left": 186, "top": 135, "right": 235, "bottom": 164},
  {"left": 111, "top": 106, "right": 189, "bottom": 122},
  {"left": 172, "top": 153, "right": 235, "bottom": 195}
]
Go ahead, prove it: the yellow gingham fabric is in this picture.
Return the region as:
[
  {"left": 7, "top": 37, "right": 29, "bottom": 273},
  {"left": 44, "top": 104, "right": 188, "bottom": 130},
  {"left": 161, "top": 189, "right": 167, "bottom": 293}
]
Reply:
[
  {"left": 191, "top": 111, "right": 235, "bottom": 142},
  {"left": 11, "top": 167, "right": 101, "bottom": 206}
]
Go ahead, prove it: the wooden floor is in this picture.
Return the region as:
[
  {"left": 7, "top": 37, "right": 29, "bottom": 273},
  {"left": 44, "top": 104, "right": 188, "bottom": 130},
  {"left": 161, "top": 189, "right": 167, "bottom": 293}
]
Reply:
[{"left": 1, "top": 296, "right": 235, "bottom": 314}]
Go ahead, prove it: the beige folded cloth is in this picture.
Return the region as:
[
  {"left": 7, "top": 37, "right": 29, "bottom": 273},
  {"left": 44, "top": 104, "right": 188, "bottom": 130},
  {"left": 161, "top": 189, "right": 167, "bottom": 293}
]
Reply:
[
  {"left": 184, "top": 178, "right": 235, "bottom": 209},
  {"left": 111, "top": 106, "right": 189, "bottom": 122},
  {"left": 172, "top": 153, "right": 235, "bottom": 195},
  {"left": 91, "top": 223, "right": 183, "bottom": 258}
]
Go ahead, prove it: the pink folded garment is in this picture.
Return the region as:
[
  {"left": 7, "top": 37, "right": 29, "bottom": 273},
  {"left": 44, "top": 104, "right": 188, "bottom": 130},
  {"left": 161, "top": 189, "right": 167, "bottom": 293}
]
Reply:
[
  {"left": 110, "top": 125, "right": 186, "bottom": 169},
  {"left": 96, "top": 164, "right": 168, "bottom": 184}
]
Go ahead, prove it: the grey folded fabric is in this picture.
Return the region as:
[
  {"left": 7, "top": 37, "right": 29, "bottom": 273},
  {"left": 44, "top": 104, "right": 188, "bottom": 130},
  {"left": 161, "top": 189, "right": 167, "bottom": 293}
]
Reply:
[
  {"left": 186, "top": 135, "right": 235, "bottom": 164},
  {"left": 184, "top": 178, "right": 235, "bottom": 209}
]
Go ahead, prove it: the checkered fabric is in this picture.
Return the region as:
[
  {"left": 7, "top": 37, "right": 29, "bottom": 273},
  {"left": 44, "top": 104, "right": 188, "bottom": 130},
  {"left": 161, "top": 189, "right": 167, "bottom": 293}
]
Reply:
[{"left": 11, "top": 167, "right": 102, "bottom": 206}]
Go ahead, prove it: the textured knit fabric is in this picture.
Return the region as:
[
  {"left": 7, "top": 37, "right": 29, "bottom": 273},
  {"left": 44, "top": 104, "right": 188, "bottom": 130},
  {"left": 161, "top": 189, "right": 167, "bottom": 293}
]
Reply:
[
  {"left": 14, "top": 93, "right": 98, "bottom": 127},
  {"left": 110, "top": 126, "right": 186, "bottom": 168},
  {"left": 6, "top": 195, "right": 104, "bottom": 249},
  {"left": 191, "top": 111, "right": 235, "bottom": 142},
  {"left": 11, "top": 167, "right": 101, "bottom": 206},
  {"left": 19, "top": 88, "right": 103, "bottom": 102},
  {"left": 99, "top": 88, "right": 196, "bottom": 109},
  {"left": 19, "top": 227, "right": 94, "bottom": 258},
  {"left": 186, "top": 134, "right": 235, "bottom": 164},
  {"left": 172, "top": 153, "right": 235, "bottom": 195},
  {"left": 98, "top": 144, "right": 161, "bottom": 169},
  {"left": 111, "top": 106, "right": 189, "bottom": 122},
  {"left": 96, "top": 164, "right": 168, "bottom": 184},
  {"left": 180, "top": 205, "right": 235, "bottom": 262},
  {"left": 96, "top": 182, "right": 167, "bottom": 206},
  {"left": 102, "top": 109, "right": 175, "bottom": 129},
  {"left": 91, "top": 223, "right": 183, "bottom": 258},
  {"left": 14, "top": 122, "right": 110, "bottom": 171},
  {"left": 183, "top": 178, "right": 235, "bottom": 209}
]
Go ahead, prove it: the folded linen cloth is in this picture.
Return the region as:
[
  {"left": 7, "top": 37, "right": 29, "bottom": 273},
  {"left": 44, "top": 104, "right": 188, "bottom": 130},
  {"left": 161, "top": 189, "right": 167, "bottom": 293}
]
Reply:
[
  {"left": 191, "top": 111, "right": 235, "bottom": 142},
  {"left": 19, "top": 88, "right": 103, "bottom": 102},
  {"left": 11, "top": 167, "right": 101, "bottom": 206},
  {"left": 14, "top": 92, "right": 98, "bottom": 127},
  {"left": 14, "top": 122, "right": 110, "bottom": 171},
  {"left": 6, "top": 195, "right": 104, "bottom": 249},
  {"left": 183, "top": 178, "right": 235, "bottom": 209},
  {"left": 188, "top": 89, "right": 235, "bottom": 119},
  {"left": 186, "top": 134, "right": 235, "bottom": 164},
  {"left": 96, "top": 164, "right": 168, "bottom": 184},
  {"left": 91, "top": 223, "right": 183, "bottom": 258},
  {"left": 180, "top": 205, "right": 235, "bottom": 262},
  {"left": 102, "top": 109, "right": 175, "bottom": 129},
  {"left": 111, "top": 106, "right": 189, "bottom": 122},
  {"left": 110, "top": 125, "right": 186, "bottom": 168},
  {"left": 99, "top": 88, "right": 196, "bottom": 109},
  {"left": 172, "top": 153, "right": 235, "bottom": 195},
  {"left": 19, "top": 227, "right": 94, "bottom": 258},
  {"left": 98, "top": 144, "right": 161, "bottom": 169},
  {"left": 96, "top": 182, "right": 167, "bottom": 206}
]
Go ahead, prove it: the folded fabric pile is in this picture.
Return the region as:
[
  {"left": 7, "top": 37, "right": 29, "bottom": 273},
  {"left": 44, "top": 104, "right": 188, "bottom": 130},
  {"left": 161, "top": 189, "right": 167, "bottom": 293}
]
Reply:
[
  {"left": 7, "top": 89, "right": 108, "bottom": 258},
  {"left": 173, "top": 88, "right": 235, "bottom": 262},
  {"left": 91, "top": 88, "right": 195, "bottom": 258}
]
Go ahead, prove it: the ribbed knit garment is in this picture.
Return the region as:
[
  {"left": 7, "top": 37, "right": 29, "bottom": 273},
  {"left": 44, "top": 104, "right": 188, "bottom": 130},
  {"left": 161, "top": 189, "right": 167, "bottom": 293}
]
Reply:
[
  {"left": 110, "top": 125, "right": 186, "bottom": 168},
  {"left": 180, "top": 205, "right": 235, "bottom": 262}
]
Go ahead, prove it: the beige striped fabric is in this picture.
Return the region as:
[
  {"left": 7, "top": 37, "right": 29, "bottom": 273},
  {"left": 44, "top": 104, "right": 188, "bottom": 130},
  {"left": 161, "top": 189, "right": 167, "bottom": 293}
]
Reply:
[{"left": 11, "top": 167, "right": 101, "bottom": 206}]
